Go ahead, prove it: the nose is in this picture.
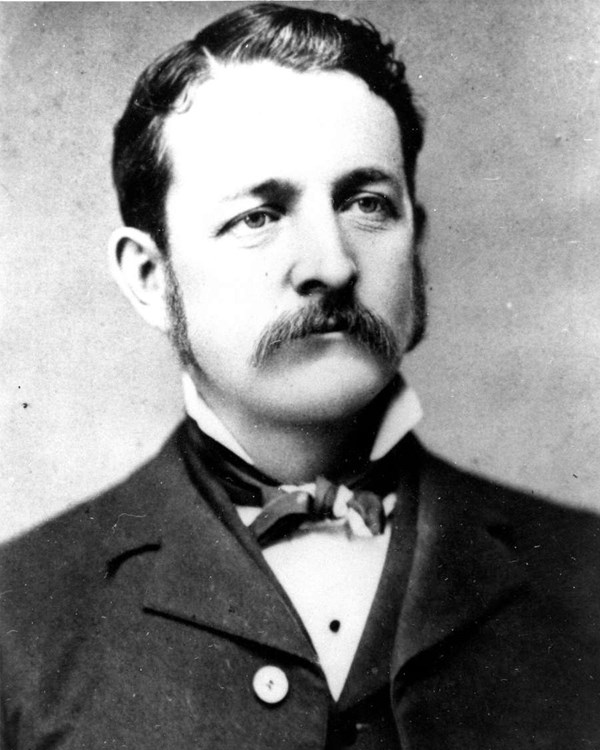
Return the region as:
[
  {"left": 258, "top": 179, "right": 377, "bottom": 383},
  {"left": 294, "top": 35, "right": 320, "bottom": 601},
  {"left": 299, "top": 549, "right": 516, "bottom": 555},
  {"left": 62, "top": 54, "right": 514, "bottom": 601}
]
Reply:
[{"left": 289, "top": 209, "right": 358, "bottom": 296}]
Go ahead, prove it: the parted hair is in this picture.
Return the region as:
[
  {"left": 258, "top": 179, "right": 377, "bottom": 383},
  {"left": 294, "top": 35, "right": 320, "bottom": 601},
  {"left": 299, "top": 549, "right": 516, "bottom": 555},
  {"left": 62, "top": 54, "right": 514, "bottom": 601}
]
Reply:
[{"left": 112, "top": 3, "right": 426, "bottom": 253}]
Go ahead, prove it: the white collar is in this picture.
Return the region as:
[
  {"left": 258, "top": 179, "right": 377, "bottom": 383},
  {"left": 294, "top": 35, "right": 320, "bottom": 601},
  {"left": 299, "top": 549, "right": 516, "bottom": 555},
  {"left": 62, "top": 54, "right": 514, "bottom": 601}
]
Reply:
[{"left": 182, "top": 370, "right": 422, "bottom": 467}]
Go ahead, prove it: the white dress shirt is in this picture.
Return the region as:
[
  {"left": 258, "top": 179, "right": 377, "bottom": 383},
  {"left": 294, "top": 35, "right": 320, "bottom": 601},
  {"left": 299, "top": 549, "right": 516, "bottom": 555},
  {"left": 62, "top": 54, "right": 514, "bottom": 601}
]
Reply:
[{"left": 182, "top": 371, "right": 422, "bottom": 700}]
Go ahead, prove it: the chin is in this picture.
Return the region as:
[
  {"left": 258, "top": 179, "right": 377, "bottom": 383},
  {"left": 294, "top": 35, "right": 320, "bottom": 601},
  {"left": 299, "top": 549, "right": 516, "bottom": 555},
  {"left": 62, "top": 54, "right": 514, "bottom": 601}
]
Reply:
[{"left": 257, "top": 358, "right": 395, "bottom": 424}]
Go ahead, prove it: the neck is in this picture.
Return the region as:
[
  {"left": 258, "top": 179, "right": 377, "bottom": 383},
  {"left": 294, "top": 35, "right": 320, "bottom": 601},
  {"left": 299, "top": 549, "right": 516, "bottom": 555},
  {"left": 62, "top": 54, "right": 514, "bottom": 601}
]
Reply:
[
  {"left": 236, "top": 415, "right": 378, "bottom": 485},
  {"left": 195, "top": 379, "right": 396, "bottom": 485}
]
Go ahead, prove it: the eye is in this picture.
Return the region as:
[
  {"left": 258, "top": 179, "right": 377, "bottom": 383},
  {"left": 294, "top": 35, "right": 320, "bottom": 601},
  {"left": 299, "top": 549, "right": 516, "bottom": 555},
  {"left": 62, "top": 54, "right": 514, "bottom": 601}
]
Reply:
[
  {"left": 218, "top": 207, "right": 283, "bottom": 241},
  {"left": 240, "top": 210, "right": 275, "bottom": 230},
  {"left": 341, "top": 193, "right": 397, "bottom": 222},
  {"left": 355, "top": 196, "right": 387, "bottom": 214}
]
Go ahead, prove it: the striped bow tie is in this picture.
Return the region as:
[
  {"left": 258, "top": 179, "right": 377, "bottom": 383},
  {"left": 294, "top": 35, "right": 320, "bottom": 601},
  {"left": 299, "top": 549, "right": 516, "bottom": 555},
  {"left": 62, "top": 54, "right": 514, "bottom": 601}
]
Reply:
[{"left": 249, "top": 476, "right": 397, "bottom": 547}]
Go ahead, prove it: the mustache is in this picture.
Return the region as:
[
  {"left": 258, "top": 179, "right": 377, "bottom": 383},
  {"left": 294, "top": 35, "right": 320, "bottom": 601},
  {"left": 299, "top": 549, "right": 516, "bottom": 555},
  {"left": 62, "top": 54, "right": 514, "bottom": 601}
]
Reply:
[{"left": 251, "top": 296, "right": 400, "bottom": 368}]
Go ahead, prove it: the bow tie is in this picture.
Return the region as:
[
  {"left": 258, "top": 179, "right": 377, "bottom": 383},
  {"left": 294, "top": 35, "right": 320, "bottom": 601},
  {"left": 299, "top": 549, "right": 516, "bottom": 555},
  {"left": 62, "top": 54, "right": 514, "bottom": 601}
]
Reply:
[{"left": 249, "top": 476, "right": 397, "bottom": 547}]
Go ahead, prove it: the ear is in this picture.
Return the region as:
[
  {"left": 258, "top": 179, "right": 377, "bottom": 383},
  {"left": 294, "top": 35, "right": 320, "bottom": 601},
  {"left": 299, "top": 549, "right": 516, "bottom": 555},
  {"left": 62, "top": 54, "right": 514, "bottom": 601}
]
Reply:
[{"left": 108, "top": 227, "right": 170, "bottom": 332}]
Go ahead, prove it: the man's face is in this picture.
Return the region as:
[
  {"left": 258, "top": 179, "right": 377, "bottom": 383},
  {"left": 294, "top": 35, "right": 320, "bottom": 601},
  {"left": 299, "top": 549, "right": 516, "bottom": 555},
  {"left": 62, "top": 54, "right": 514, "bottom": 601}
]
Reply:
[{"left": 161, "top": 62, "right": 417, "bottom": 432}]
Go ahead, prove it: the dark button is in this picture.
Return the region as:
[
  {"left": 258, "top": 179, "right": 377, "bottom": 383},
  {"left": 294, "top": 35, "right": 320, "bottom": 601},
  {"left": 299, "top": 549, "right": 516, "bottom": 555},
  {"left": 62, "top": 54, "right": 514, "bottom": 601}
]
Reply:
[
  {"left": 327, "top": 717, "right": 359, "bottom": 747},
  {"left": 329, "top": 619, "right": 341, "bottom": 633}
]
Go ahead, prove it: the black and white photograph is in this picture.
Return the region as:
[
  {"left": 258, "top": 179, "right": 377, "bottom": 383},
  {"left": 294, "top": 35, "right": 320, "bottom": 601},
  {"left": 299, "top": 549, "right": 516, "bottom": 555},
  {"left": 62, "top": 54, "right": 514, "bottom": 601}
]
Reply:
[{"left": 1, "top": 1, "right": 600, "bottom": 747}]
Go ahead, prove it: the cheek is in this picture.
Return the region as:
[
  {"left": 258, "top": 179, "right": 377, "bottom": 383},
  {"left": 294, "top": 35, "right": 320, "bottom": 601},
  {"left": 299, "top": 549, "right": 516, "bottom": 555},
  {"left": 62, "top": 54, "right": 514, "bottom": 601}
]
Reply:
[
  {"left": 177, "top": 247, "right": 279, "bottom": 308},
  {"left": 180, "top": 274, "right": 275, "bottom": 356},
  {"left": 361, "top": 249, "right": 414, "bottom": 318}
]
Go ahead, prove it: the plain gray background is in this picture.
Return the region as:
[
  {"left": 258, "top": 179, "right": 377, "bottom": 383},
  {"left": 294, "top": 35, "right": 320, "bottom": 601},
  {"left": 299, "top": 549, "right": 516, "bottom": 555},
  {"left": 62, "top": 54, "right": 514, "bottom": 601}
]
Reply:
[{"left": 1, "top": 0, "right": 599, "bottom": 542}]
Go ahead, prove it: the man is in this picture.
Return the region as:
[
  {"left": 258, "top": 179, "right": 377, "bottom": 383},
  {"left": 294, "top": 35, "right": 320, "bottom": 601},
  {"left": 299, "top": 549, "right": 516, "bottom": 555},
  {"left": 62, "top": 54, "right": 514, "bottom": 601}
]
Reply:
[{"left": 1, "top": 4, "right": 599, "bottom": 748}]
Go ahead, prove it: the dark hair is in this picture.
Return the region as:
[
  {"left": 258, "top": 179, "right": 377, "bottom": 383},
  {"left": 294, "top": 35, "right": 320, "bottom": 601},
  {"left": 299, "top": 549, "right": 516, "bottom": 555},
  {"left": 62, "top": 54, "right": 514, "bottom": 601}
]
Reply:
[{"left": 112, "top": 3, "right": 425, "bottom": 253}]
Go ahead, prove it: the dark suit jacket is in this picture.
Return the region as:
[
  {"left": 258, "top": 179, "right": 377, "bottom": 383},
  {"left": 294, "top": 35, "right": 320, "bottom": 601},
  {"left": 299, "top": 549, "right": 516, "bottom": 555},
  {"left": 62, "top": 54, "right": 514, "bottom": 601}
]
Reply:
[{"left": 2, "top": 425, "right": 600, "bottom": 749}]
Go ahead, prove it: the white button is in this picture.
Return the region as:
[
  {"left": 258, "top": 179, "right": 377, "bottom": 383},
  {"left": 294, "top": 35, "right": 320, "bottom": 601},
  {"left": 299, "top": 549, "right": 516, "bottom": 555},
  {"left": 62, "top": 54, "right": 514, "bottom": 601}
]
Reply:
[{"left": 252, "top": 665, "right": 289, "bottom": 704}]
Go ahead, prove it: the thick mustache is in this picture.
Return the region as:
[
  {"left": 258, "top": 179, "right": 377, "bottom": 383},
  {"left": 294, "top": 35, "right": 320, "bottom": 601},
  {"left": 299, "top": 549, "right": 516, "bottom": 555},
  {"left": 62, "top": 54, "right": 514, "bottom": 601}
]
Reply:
[{"left": 251, "top": 299, "right": 399, "bottom": 368}]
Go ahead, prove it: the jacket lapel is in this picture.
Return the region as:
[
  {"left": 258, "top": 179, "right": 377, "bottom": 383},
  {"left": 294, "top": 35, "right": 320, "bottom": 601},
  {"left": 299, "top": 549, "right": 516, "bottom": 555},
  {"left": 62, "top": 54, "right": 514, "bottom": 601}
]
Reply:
[
  {"left": 392, "top": 451, "right": 528, "bottom": 679},
  {"left": 110, "top": 428, "right": 525, "bottom": 680},
  {"left": 109, "top": 430, "right": 316, "bottom": 663}
]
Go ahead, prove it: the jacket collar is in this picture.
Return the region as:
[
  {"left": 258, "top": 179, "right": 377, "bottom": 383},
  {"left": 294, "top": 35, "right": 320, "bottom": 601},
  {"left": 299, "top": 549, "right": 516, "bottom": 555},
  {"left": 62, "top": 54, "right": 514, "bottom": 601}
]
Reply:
[
  {"left": 106, "top": 426, "right": 527, "bottom": 674},
  {"left": 391, "top": 450, "right": 528, "bottom": 681},
  {"left": 106, "top": 427, "right": 316, "bottom": 663}
]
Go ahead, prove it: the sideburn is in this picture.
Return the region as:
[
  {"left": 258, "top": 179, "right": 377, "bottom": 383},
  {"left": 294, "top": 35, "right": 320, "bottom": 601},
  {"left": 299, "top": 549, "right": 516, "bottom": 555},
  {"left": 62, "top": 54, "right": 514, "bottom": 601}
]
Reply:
[
  {"left": 406, "top": 252, "right": 427, "bottom": 353},
  {"left": 164, "top": 259, "right": 197, "bottom": 368}
]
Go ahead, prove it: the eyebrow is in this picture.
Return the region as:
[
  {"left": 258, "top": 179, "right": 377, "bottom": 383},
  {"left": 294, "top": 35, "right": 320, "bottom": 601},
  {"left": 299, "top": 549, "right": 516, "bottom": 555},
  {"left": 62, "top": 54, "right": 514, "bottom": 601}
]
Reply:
[
  {"left": 332, "top": 168, "right": 403, "bottom": 205},
  {"left": 219, "top": 167, "right": 402, "bottom": 205},
  {"left": 220, "top": 178, "right": 298, "bottom": 205}
]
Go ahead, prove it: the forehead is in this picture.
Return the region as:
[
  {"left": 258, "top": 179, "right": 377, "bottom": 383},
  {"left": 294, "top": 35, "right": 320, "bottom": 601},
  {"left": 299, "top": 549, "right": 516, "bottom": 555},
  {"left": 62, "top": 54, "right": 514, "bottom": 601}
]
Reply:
[{"left": 162, "top": 62, "right": 404, "bottom": 201}]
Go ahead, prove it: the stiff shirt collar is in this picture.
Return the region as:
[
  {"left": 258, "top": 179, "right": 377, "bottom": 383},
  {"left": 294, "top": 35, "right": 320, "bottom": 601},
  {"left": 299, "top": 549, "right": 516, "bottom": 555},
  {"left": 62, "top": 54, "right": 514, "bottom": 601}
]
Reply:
[{"left": 182, "top": 371, "right": 422, "bottom": 467}]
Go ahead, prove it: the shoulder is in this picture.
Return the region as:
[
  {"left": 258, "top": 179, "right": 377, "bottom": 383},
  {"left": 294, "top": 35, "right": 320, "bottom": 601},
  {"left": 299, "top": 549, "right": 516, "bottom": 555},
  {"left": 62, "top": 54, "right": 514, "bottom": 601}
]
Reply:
[
  {"left": 0, "top": 424, "right": 187, "bottom": 629},
  {"left": 419, "top": 440, "right": 599, "bottom": 525},
  {"left": 415, "top": 438, "right": 600, "bottom": 582}
]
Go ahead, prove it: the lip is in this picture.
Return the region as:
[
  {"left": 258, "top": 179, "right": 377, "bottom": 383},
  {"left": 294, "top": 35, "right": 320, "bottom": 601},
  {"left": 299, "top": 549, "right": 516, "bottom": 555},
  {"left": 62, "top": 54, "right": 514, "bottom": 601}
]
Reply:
[
  {"left": 303, "top": 330, "right": 350, "bottom": 343},
  {"left": 306, "top": 321, "right": 351, "bottom": 336}
]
